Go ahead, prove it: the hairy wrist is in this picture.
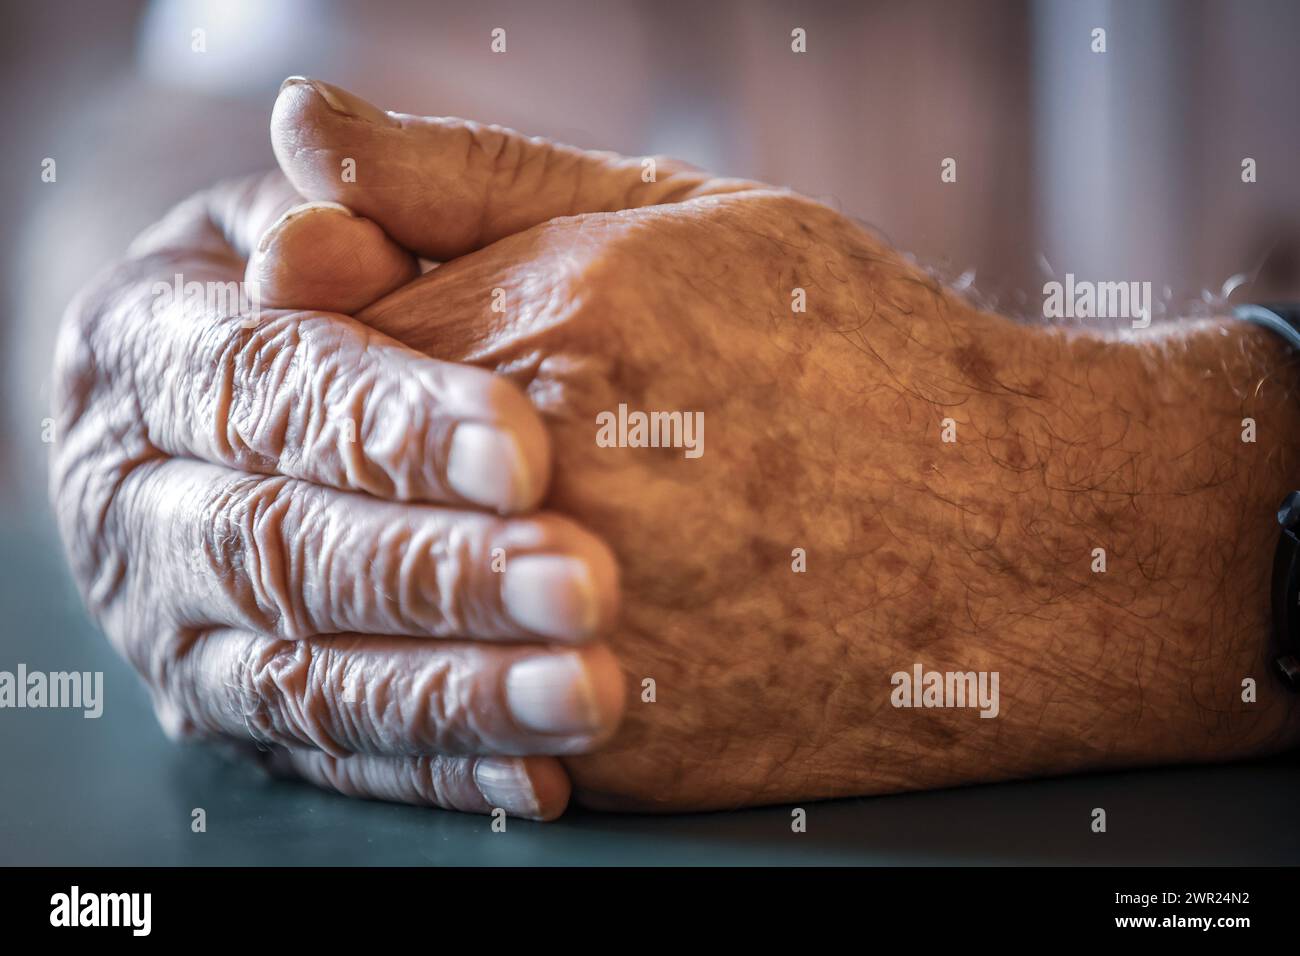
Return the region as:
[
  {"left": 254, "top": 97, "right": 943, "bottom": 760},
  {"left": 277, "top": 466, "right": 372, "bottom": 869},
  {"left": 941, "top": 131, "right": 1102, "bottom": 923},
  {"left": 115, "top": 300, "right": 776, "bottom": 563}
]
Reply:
[
  {"left": 942, "top": 313, "right": 1300, "bottom": 771},
  {"left": 815, "top": 265, "right": 1300, "bottom": 791}
]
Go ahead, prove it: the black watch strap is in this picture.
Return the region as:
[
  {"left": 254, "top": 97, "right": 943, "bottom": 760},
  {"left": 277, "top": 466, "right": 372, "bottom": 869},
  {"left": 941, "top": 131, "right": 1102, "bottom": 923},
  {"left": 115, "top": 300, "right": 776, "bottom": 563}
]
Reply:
[
  {"left": 1240, "top": 303, "right": 1300, "bottom": 690},
  {"left": 1272, "top": 493, "right": 1300, "bottom": 689}
]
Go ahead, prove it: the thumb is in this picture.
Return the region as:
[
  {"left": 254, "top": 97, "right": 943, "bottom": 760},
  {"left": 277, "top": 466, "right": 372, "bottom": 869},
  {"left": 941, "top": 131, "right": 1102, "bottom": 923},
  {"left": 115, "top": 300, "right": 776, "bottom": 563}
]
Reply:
[
  {"left": 245, "top": 200, "right": 419, "bottom": 313},
  {"left": 131, "top": 171, "right": 421, "bottom": 315},
  {"left": 270, "top": 76, "right": 761, "bottom": 261}
]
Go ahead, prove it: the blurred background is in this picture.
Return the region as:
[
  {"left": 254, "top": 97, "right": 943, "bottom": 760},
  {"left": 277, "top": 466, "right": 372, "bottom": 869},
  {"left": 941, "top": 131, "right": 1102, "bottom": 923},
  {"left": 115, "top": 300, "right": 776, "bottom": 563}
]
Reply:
[{"left": 2, "top": 0, "right": 1300, "bottom": 864}]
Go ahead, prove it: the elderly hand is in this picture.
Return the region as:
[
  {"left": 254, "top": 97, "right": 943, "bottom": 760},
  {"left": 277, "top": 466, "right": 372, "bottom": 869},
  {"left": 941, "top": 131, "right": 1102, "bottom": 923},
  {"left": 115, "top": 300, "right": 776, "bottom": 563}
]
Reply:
[
  {"left": 48, "top": 165, "right": 628, "bottom": 821},
  {"left": 268, "top": 79, "right": 1300, "bottom": 812}
]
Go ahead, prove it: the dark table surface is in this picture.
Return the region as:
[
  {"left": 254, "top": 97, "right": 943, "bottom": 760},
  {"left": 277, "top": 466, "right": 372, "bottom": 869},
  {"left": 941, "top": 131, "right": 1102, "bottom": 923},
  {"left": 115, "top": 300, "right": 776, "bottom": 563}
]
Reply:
[{"left": 3, "top": 516, "right": 1297, "bottom": 866}]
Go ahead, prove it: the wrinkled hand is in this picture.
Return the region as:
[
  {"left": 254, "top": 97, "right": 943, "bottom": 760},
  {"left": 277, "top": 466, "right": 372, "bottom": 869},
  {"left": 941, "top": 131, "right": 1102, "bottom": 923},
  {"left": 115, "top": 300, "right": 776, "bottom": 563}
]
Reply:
[
  {"left": 267, "top": 79, "right": 942, "bottom": 811},
  {"left": 49, "top": 165, "right": 629, "bottom": 821},
  {"left": 272, "top": 79, "right": 1300, "bottom": 812}
]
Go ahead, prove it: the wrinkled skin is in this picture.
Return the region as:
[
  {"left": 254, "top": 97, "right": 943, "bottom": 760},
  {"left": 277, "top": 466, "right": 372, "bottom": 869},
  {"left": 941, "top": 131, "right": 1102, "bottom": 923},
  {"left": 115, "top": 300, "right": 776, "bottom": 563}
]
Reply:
[
  {"left": 351, "top": 186, "right": 1300, "bottom": 811},
  {"left": 52, "top": 78, "right": 1300, "bottom": 817},
  {"left": 357, "top": 191, "right": 936, "bottom": 809},
  {"left": 49, "top": 173, "right": 626, "bottom": 821}
]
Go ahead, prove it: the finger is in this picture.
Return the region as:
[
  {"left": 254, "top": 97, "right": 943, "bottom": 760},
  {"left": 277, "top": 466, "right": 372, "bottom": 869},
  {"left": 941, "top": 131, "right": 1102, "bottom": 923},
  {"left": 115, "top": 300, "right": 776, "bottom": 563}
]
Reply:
[
  {"left": 136, "top": 172, "right": 419, "bottom": 314},
  {"left": 246, "top": 200, "right": 419, "bottom": 312},
  {"left": 123, "top": 459, "right": 618, "bottom": 642},
  {"left": 139, "top": 283, "right": 548, "bottom": 512},
  {"left": 268, "top": 751, "right": 571, "bottom": 820},
  {"left": 162, "top": 627, "right": 627, "bottom": 757},
  {"left": 109, "top": 173, "right": 548, "bottom": 511},
  {"left": 271, "top": 76, "right": 763, "bottom": 260}
]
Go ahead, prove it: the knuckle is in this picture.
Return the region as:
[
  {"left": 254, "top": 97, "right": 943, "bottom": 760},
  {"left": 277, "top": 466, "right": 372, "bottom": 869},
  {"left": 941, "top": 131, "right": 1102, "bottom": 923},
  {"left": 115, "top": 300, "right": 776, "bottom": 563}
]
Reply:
[
  {"left": 349, "top": 371, "right": 421, "bottom": 499},
  {"left": 464, "top": 121, "right": 514, "bottom": 173},
  {"left": 325, "top": 648, "right": 460, "bottom": 758},
  {"left": 238, "top": 638, "right": 346, "bottom": 753},
  {"left": 197, "top": 473, "right": 314, "bottom": 638},
  {"left": 209, "top": 312, "right": 378, "bottom": 492},
  {"left": 408, "top": 519, "right": 477, "bottom": 639},
  {"left": 206, "top": 313, "right": 308, "bottom": 471},
  {"left": 416, "top": 655, "right": 473, "bottom": 751},
  {"left": 407, "top": 756, "right": 454, "bottom": 806}
]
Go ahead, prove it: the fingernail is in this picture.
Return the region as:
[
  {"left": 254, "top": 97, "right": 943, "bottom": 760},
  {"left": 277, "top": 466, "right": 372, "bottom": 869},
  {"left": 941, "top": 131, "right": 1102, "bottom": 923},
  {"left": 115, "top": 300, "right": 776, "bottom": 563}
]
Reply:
[
  {"left": 256, "top": 201, "right": 356, "bottom": 255},
  {"left": 279, "top": 76, "right": 398, "bottom": 127},
  {"left": 502, "top": 555, "right": 598, "bottom": 640},
  {"left": 506, "top": 654, "right": 604, "bottom": 735},
  {"left": 473, "top": 757, "right": 541, "bottom": 819},
  {"left": 446, "top": 423, "right": 537, "bottom": 513}
]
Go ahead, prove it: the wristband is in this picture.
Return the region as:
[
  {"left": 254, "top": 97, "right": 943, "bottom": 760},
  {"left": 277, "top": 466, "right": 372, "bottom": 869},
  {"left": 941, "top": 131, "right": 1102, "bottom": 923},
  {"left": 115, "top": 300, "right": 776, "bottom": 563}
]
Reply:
[
  {"left": 1236, "top": 303, "right": 1300, "bottom": 690},
  {"left": 1272, "top": 493, "right": 1300, "bottom": 689}
]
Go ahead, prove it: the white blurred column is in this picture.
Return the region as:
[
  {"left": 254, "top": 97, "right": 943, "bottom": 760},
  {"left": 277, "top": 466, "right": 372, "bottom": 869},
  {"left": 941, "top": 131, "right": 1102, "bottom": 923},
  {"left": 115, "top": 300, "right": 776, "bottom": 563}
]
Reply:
[{"left": 1032, "top": 0, "right": 1190, "bottom": 291}]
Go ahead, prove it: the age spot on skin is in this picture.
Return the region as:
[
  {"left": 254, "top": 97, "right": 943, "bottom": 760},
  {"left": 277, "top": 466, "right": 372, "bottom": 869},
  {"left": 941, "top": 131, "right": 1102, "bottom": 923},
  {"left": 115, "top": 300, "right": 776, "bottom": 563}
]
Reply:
[{"left": 953, "top": 341, "right": 999, "bottom": 390}]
